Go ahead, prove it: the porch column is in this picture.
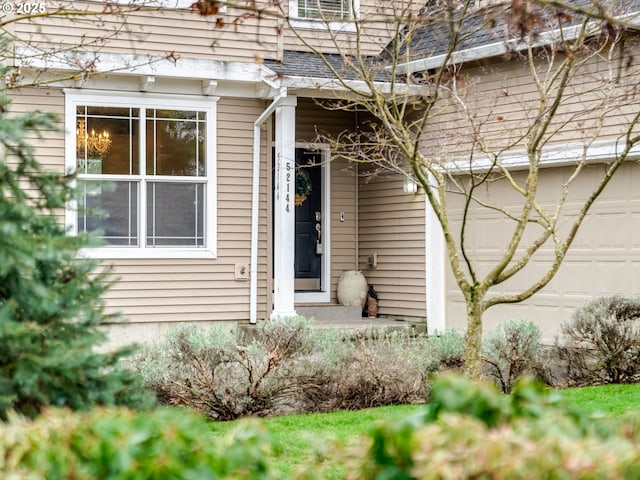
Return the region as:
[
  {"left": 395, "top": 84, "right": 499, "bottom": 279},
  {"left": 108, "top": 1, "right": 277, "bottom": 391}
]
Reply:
[{"left": 271, "top": 95, "right": 297, "bottom": 319}]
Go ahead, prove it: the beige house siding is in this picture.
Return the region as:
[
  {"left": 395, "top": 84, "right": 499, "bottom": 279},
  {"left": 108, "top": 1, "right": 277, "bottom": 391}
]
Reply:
[
  {"left": 358, "top": 176, "right": 426, "bottom": 319},
  {"left": 295, "top": 98, "right": 358, "bottom": 302},
  {"left": 14, "top": 1, "right": 397, "bottom": 66},
  {"left": 422, "top": 45, "right": 640, "bottom": 162},
  {"left": 445, "top": 162, "right": 640, "bottom": 341},
  {"left": 8, "top": 87, "right": 65, "bottom": 171},
  {"left": 12, "top": 86, "right": 272, "bottom": 325},
  {"left": 105, "top": 97, "right": 271, "bottom": 323},
  {"left": 14, "top": 2, "right": 279, "bottom": 63},
  {"left": 282, "top": 1, "right": 397, "bottom": 57}
]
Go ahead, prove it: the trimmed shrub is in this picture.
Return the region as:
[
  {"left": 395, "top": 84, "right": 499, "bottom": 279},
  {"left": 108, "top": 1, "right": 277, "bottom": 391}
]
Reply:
[
  {"left": 482, "top": 319, "right": 542, "bottom": 393},
  {"left": 0, "top": 407, "right": 276, "bottom": 479},
  {"left": 137, "top": 319, "right": 433, "bottom": 418},
  {"left": 558, "top": 295, "right": 640, "bottom": 385},
  {"left": 314, "top": 328, "right": 432, "bottom": 410},
  {"left": 425, "top": 329, "right": 466, "bottom": 372},
  {"left": 137, "top": 317, "right": 316, "bottom": 420}
]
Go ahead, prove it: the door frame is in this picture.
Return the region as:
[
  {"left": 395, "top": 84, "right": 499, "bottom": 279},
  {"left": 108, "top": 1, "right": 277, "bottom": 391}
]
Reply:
[{"left": 294, "top": 142, "right": 331, "bottom": 304}]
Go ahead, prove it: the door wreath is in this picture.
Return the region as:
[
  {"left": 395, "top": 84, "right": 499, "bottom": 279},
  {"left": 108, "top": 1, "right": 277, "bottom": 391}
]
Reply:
[{"left": 295, "top": 168, "right": 313, "bottom": 206}]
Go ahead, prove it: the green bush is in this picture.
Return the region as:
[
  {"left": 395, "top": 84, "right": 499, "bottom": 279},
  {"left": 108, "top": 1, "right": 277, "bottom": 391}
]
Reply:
[
  {"left": 558, "top": 295, "right": 640, "bottom": 385},
  {"left": 330, "top": 375, "right": 640, "bottom": 480},
  {"left": 482, "top": 319, "right": 542, "bottom": 393},
  {"left": 425, "top": 329, "right": 465, "bottom": 373},
  {"left": 0, "top": 407, "right": 276, "bottom": 479},
  {"left": 0, "top": 88, "right": 153, "bottom": 420}
]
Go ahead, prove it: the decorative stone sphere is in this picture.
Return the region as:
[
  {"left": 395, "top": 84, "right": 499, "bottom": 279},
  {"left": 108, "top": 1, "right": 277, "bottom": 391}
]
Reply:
[{"left": 337, "top": 270, "right": 368, "bottom": 307}]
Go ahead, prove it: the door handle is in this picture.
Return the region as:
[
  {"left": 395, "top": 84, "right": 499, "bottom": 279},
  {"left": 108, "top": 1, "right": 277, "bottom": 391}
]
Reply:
[{"left": 315, "top": 223, "right": 322, "bottom": 255}]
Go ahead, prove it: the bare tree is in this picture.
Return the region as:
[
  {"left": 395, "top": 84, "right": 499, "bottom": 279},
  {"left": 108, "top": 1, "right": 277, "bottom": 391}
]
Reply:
[
  {"left": 13, "top": 0, "right": 640, "bottom": 380},
  {"left": 221, "top": 0, "right": 640, "bottom": 379}
]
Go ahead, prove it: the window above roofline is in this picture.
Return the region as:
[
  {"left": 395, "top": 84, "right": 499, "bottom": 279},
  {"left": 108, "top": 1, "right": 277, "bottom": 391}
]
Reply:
[{"left": 289, "top": 0, "right": 359, "bottom": 32}]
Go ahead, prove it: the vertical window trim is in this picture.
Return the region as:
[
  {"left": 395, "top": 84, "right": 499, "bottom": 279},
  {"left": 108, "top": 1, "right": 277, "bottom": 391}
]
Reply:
[{"left": 64, "top": 90, "right": 218, "bottom": 259}]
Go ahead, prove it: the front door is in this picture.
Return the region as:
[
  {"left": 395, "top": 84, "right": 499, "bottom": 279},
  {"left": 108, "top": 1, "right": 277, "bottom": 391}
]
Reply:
[{"left": 294, "top": 148, "right": 323, "bottom": 292}]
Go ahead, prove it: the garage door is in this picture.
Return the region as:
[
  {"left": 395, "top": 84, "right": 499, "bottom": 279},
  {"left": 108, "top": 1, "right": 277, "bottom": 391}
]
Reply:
[{"left": 445, "top": 162, "right": 640, "bottom": 341}]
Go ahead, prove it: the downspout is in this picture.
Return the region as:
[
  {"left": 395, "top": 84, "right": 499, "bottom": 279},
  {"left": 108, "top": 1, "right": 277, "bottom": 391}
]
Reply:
[{"left": 250, "top": 87, "right": 288, "bottom": 324}]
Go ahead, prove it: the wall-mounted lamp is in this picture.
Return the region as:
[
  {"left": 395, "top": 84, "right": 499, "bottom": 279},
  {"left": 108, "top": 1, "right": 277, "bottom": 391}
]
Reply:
[{"left": 402, "top": 178, "right": 418, "bottom": 194}]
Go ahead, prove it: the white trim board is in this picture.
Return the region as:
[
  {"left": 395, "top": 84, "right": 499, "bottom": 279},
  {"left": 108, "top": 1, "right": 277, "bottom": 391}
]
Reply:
[
  {"left": 16, "top": 48, "right": 273, "bottom": 84},
  {"left": 442, "top": 139, "right": 640, "bottom": 174},
  {"left": 425, "top": 175, "right": 446, "bottom": 335},
  {"left": 294, "top": 142, "right": 332, "bottom": 304}
]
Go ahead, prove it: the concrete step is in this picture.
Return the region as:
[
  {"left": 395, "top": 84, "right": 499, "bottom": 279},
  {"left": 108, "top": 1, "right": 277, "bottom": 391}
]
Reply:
[
  {"left": 296, "top": 304, "right": 362, "bottom": 322},
  {"left": 239, "top": 316, "right": 423, "bottom": 341}
]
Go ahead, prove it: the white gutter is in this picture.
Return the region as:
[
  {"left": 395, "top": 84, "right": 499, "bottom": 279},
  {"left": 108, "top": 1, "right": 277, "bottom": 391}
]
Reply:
[{"left": 250, "top": 87, "right": 288, "bottom": 324}]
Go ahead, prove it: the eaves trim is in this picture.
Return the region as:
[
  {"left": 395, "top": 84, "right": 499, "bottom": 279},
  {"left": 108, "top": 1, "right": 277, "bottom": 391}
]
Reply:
[
  {"left": 14, "top": 47, "right": 281, "bottom": 88},
  {"left": 444, "top": 139, "right": 640, "bottom": 174}
]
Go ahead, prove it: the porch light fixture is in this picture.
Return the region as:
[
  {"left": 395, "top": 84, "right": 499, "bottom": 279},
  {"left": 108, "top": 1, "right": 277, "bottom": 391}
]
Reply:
[
  {"left": 76, "top": 119, "right": 111, "bottom": 156},
  {"left": 403, "top": 177, "right": 418, "bottom": 194}
]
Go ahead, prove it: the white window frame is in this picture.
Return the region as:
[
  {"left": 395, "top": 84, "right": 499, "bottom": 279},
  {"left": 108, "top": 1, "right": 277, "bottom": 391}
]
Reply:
[
  {"left": 65, "top": 90, "right": 218, "bottom": 259},
  {"left": 289, "top": 0, "right": 359, "bottom": 32}
]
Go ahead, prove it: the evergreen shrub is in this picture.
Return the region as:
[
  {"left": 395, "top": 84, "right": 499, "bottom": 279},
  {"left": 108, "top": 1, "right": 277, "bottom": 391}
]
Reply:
[
  {"left": 0, "top": 407, "right": 275, "bottom": 479},
  {"left": 0, "top": 92, "right": 152, "bottom": 420},
  {"left": 331, "top": 375, "right": 640, "bottom": 480}
]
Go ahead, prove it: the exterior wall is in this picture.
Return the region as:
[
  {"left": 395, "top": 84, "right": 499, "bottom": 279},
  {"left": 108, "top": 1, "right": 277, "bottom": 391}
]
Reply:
[
  {"left": 358, "top": 175, "right": 427, "bottom": 319},
  {"left": 422, "top": 39, "right": 640, "bottom": 340},
  {"left": 282, "top": 1, "right": 398, "bottom": 57},
  {"left": 13, "top": 0, "right": 397, "bottom": 67},
  {"left": 7, "top": 87, "right": 64, "bottom": 170},
  {"left": 295, "top": 98, "right": 358, "bottom": 303},
  {"left": 10, "top": 85, "right": 272, "bottom": 336},
  {"left": 445, "top": 162, "right": 640, "bottom": 341},
  {"left": 13, "top": 1, "right": 279, "bottom": 63},
  {"left": 104, "top": 96, "right": 272, "bottom": 325},
  {"left": 422, "top": 43, "right": 640, "bottom": 162}
]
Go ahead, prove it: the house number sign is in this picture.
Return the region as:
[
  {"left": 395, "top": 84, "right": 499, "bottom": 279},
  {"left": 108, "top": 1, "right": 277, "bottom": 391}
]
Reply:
[{"left": 284, "top": 160, "right": 292, "bottom": 213}]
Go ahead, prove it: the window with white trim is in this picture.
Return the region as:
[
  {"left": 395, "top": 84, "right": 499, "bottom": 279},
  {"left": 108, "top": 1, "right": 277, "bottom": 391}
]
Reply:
[
  {"left": 67, "top": 93, "right": 216, "bottom": 257},
  {"left": 297, "top": 0, "right": 353, "bottom": 20},
  {"left": 290, "top": 0, "right": 358, "bottom": 30}
]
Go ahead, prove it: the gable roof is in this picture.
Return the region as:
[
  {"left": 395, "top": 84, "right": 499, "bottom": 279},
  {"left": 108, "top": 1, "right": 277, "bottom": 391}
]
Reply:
[
  {"left": 395, "top": 0, "right": 640, "bottom": 74},
  {"left": 264, "top": 1, "right": 640, "bottom": 84},
  {"left": 264, "top": 51, "right": 357, "bottom": 79}
]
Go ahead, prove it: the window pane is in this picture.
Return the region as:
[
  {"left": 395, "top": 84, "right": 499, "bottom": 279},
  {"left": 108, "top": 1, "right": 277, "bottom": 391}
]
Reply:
[
  {"left": 146, "top": 109, "right": 206, "bottom": 177},
  {"left": 76, "top": 107, "right": 139, "bottom": 175},
  {"left": 146, "top": 182, "right": 205, "bottom": 247},
  {"left": 78, "top": 180, "right": 139, "bottom": 246},
  {"left": 298, "top": 0, "right": 350, "bottom": 19}
]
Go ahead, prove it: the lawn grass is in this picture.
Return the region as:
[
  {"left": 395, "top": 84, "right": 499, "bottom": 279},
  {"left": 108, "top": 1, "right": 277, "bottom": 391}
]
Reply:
[
  {"left": 208, "top": 383, "right": 640, "bottom": 475},
  {"left": 209, "top": 404, "right": 423, "bottom": 475},
  {"left": 556, "top": 382, "right": 640, "bottom": 417}
]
